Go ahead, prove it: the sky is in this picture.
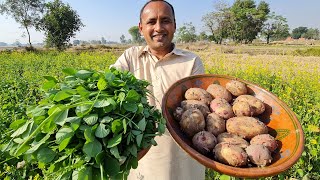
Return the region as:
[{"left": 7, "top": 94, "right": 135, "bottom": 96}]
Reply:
[{"left": 0, "top": 0, "right": 320, "bottom": 44}]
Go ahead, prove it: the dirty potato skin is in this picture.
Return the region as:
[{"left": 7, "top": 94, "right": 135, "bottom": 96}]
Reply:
[
  {"left": 173, "top": 107, "right": 184, "bottom": 121},
  {"left": 217, "top": 132, "right": 249, "bottom": 148},
  {"left": 234, "top": 95, "right": 265, "bottom": 115},
  {"left": 210, "top": 98, "right": 234, "bottom": 119},
  {"left": 226, "top": 80, "right": 248, "bottom": 96},
  {"left": 232, "top": 101, "right": 254, "bottom": 117},
  {"left": 246, "top": 144, "right": 272, "bottom": 167},
  {"left": 206, "top": 112, "right": 226, "bottom": 136},
  {"left": 214, "top": 143, "right": 248, "bottom": 167},
  {"left": 226, "top": 117, "right": 268, "bottom": 139},
  {"left": 180, "top": 108, "right": 206, "bottom": 137},
  {"left": 206, "top": 84, "right": 232, "bottom": 102},
  {"left": 181, "top": 100, "right": 210, "bottom": 117},
  {"left": 192, "top": 131, "right": 217, "bottom": 155},
  {"left": 250, "top": 134, "right": 278, "bottom": 152},
  {"left": 185, "top": 88, "right": 213, "bottom": 105}
]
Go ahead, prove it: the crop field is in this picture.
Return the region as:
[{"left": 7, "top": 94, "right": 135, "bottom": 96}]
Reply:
[{"left": 0, "top": 44, "right": 319, "bottom": 179}]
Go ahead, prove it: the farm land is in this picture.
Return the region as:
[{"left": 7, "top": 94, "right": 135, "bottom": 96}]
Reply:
[{"left": 0, "top": 42, "right": 319, "bottom": 179}]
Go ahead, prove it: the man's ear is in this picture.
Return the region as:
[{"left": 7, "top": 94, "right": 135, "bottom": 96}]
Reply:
[{"left": 138, "top": 22, "right": 143, "bottom": 33}]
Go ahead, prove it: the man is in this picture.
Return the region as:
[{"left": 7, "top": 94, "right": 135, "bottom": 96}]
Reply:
[{"left": 112, "top": 0, "right": 205, "bottom": 179}]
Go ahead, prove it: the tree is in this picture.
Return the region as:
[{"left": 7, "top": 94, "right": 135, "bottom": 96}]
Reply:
[
  {"left": 198, "top": 31, "right": 209, "bottom": 41},
  {"left": 291, "top": 27, "right": 308, "bottom": 39},
  {"left": 261, "top": 12, "right": 290, "bottom": 43},
  {"left": 202, "top": 0, "right": 231, "bottom": 44},
  {"left": 38, "top": 0, "right": 84, "bottom": 50},
  {"left": 0, "top": 0, "right": 45, "bottom": 47},
  {"left": 302, "top": 28, "right": 320, "bottom": 40},
  {"left": 229, "top": 0, "right": 270, "bottom": 43},
  {"left": 101, "top": 37, "right": 106, "bottom": 44},
  {"left": 73, "top": 39, "right": 80, "bottom": 46},
  {"left": 128, "top": 26, "right": 143, "bottom": 43},
  {"left": 120, "top": 34, "right": 126, "bottom": 44},
  {"left": 175, "top": 22, "right": 197, "bottom": 43}
]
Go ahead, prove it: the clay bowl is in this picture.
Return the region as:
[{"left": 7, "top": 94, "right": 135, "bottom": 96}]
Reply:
[
  {"left": 138, "top": 146, "right": 150, "bottom": 160},
  {"left": 162, "top": 74, "right": 304, "bottom": 178}
]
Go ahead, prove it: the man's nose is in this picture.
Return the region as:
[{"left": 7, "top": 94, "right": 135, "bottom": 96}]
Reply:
[{"left": 154, "top": 21, "right": 163, "bottom": 31}]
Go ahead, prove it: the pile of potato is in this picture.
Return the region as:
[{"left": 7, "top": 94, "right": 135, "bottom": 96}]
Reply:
[{"left": 173, "top": 80, "right": 278, "bottom": 167}]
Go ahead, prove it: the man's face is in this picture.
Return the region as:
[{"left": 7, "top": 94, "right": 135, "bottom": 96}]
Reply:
[{"left": 139, "top": 1, "right": 176, "bottom": 51}]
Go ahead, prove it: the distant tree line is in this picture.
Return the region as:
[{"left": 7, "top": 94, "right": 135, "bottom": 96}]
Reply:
[
  {"left": 1, "top": 0, "right": 320, "bottom": 50},
  {"left": 0, "top": 0, "right": 84, "bottom": 50}
]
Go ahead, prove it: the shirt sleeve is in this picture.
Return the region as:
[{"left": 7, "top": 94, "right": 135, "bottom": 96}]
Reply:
[
  {"left": 110, "top": 50, "right": 130, "bottom": 71},
  {"left": 191, "top": 56, "right": 205, "bottom": 75}
]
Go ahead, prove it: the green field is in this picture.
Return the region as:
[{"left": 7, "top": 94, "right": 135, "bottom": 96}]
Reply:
[{"left": 0, "top": 45, "right": 319, "bottom": 179}]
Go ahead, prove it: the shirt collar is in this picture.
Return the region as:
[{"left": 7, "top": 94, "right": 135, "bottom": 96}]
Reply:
[{"left": 138, "top": 43, "right": 186, "bottom": 57}]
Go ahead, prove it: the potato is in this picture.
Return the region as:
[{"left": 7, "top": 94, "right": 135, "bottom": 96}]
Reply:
[
  {"left": 206, "top": 113, "right": 226, "bottom": 136},
  {"left": 232, "top": 101, "right": 254, "bottom": 117},
  {"left": 180, "top": 108, "right": 206, "bottom": 137},
  {"left": 214, "top": 143, "right": 248, "bottom": 167},
  {"left": 234, "top": 95, "right": 265, "bottom": 115},
  {"left": 250, "top": 134, "right": 278, "bottom": 152},
  {"left": 217, "top": 132, "right": 249, "bottom": 148},
  {"left": 246, "top": 144, "right": 272, "bottom": 167},
  {"left": 181, "top": 100, "right": 210, "bottom": 117},
  {"left": 226, "top": 117, "right": 268, "bottom": 139},
  {"left": 206, "top": 84, "right": 232, "bottom": 102},
  {"left": 173, "top": 106, "right": 184, "bottom": 121},
  {"left": 226, "top": 80, "right": 248, "bottom": 96},
  {"left": 209, "top": 98, "right": 234, "bottom": 119},
  {"left": 192, "top": 131, "right": 217, "bottom": 155},
  {"left": 185, "top": 88, "right": 213, "bottom": 105}
]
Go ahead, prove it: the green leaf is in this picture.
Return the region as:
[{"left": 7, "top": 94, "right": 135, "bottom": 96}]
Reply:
[
  {"left": 62, "top": 68, "right": 77, "bottom": 75},
  {"left": 137, "top": 118, "right": 146, "bottom": 131},
  {"left": 104, "top": 156, "right": 120, "bottom": 177},
  {"left": 118, "top": 92, "right": 125, "bottom": 102},
  {"left": 83, "top": 139, "right": 102, "bottom": 158},
  {"left": 66, "top": 117, "right": 81, "bottom": 130},
  {"left": 110, "top": 146, "right": 121, "bottom": 159},
  {"left": 95, "top": 151, "right": 105, "bottom": 164},
  {"left": 105, "top": 72, "right": 115, "bottom": 83},
  {"left": 26, "top": 133, "right": 51, "bottom": 154},
  {"left": 43, "top": 76, "right": 58, "bottom": 83},
  {"left": 37, "top": 147, "right": 56, "bottom": 164},
  {"left": 111, "top": 119, "right": 123, "bottom": 134},
  {"left": 107, "top": 134, "right": 122, "bottom": 148},
  {"left": 100, "top": 116, "right": 113, "bottom": 123},
  {"left": 136, "top": 134, "right": 143, "bottom": 147},
  {"left": 76, "top": 103, "right": 93, "bottom": 117},
  {"left": 123, "top": 102, "right": 138, "bottom": 112},
  {"left": 220, "top": 174, "right": 231, "bottom": 180},
  {"left": 83, "top": 114, "right": 98, "bottom": 125},
  {"left": 84, "top": 128, "right": 95, "bottom": 142},
  {"left": 95, "top": 123, "right": 110, "bottom": 138},
  {"left": 10, "top": 121, "right": 30, "bottom": 137},
  {"left": 128, "top": 144, "right": 137, "bottom": 157},
  {"left": 59, "top": 137, "right": 72, "bottom": 152},
  {"left": 76, "top": 86, "right": 90, "bottom": 97},
  {"left": 97, "top": 78, "right": 108, "bottom": 90},
  {"left": 42, "top": 80, "right": 57, "bottom": 91},
  {"left": 78, "top": 166, "right": 93, "bottom": 180},
  {"left": 94, "top": 99, "right": 111, "bottom": 108},
  {"left": 53, "top": 89, "right": 77, "bottom": 102},
  {"left": 126, "top": 89, "right": 140, "bottom": 102},
  {"left": 75, "top": 70, "right": 93, "bottom": 80},
  {"left": 15, "top": 144, "right": 31, "bottom": 157},
  {"left": 54, "top": 109, "right": 69, "bottom": 126},
  {"left": 123, "top": 119, "right": 127, "bottom": 134},
  {"left": 55, "top": 127, "right": 74, "bottom": 144}
]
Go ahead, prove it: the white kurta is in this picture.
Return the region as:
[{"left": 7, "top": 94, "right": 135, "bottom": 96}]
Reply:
[{"left": 112, "top": 45, "right": 205, "bottom": 180}]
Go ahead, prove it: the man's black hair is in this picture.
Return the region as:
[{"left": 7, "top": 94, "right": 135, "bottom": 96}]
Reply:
[{"left": 139, "top": 0, "right": 176, "bottom": 23}]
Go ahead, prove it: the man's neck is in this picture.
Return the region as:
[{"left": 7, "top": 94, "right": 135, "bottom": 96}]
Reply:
[{"left": 149, "top": 44, "right": 174, "bottom": 60}]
